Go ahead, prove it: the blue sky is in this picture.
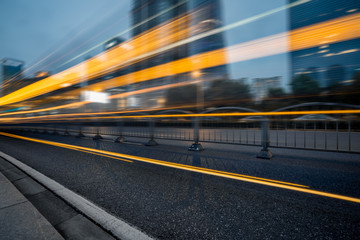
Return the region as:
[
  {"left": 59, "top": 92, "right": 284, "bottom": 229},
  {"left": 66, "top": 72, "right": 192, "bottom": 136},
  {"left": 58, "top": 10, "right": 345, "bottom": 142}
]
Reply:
[
  {"left": 0, "top": 0, "right": 130, "bottom": 74},
  {"left": 0, "top": 0, "right": 289, "bottom": 85}
]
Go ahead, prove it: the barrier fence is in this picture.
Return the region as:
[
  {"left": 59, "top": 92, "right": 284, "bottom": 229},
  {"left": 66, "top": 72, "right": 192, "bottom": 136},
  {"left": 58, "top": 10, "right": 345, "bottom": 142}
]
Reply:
[{"left": 1, "top": 102, "right": 359, "bottom": 158}]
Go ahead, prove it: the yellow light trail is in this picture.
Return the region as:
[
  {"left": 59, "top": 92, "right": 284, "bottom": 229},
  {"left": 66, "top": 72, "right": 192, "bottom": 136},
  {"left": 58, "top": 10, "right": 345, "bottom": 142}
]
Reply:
[
  {"left": 58, "top": 12, "right": 360, "bottom": 103},
  {"left": 1, "top": 11, "right": 359, "bottom": 110},
  {"left": 58, "top": 0, "right": 188, "bottom": 68},
  {"left": 0, "top": 12, "right": 193, "bottom": 107},
  {"left": 0, "top": 80, "right": 197, "bottom": 118},
  {"left": 0, "top": 1, "right": 129, "bottom": 89},
  {"left": 1, "top": 109, "right": 360, "bottom": 124},
  {"left": 1, "top": 131, "right": 359, "bottom": 204},
  {"left": 3, "top": 80, "right": 360, "bottom": 121},
  {"left": 0, "top": 101, "right": 91, "bottom": 117},
  {"left": 60, "top": 145, "right": 133, "bottom": 163},
  {"left": 0, "top": 0, "right": 189, "bottom": 91}
]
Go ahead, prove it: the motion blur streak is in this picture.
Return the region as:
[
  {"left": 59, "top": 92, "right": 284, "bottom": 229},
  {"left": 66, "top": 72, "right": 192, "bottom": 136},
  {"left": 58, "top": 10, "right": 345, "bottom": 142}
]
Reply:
[
  {"left": 289, "top": 12, "right": 360, "bottom": 51},
  {"left": 1, "top": 131, "right": 360, "bottom": 204},
  {"left": 0, "top": 11, "right": 193, "bottom": 106},
  {"left": 1, "top": 109, "right": 360, "bottom": 124},
  {"left": 1, "top": 9, "right": 359, "bottom": 107},
  {"left": 0, "top": 131, "right": 134, "bottom": 163},
  {"left": 59, "top": 145, "right": 134, "bottom": 163},
  {"left": 0, "top": 132, "right": 307, "bottom": 188},
  {"left": 0, "top": 80, "right": 197, "bottom": 118},
  {"left": 0, "top": 101, "right": 90, "bottom": 117},
  {"left": 58, "top": 0, "right": 188, "bottom": 68}
]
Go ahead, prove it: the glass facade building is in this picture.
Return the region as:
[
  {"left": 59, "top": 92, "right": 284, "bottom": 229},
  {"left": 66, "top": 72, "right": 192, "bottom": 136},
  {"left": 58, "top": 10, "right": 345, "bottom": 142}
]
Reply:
[
  {"left": 130, "top": 0, "right": 228, "bottom": 108},
  {"left": 289, "top": 0, "right": 360, "bottom": 89}
]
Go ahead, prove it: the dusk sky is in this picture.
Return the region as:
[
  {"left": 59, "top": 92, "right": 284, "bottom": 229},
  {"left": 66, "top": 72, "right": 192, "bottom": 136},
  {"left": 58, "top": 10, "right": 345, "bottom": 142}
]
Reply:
[
  {"left": 0, "top": 0, "right": 130, "bottom": 73},
  {"left": 0, "top": 0, "right": 289, "bottom": 85}
]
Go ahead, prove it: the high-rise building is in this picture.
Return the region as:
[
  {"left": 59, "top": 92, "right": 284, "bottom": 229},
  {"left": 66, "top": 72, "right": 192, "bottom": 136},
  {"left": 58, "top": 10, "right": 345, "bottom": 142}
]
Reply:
[
  {"left": 252, "top": 76, "right": 282, "bottom": 103},
  {"left": 130, "top": 0, "right": 228, "bottom": 108},
  {"left": 0, "top": 58, "right": 25, "bottom": 96},
  {"left": 104, "top": 37, "right": 125, "bottom": 51},
  {"left": 288, "top": 0, "right": 360, "bottom": 88}
]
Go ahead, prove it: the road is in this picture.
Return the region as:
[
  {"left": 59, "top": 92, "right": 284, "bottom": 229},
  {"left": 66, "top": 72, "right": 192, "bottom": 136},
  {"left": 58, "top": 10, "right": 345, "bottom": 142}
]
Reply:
[{"left": 0, "top": 130, "right": 359, "bottom": 239}]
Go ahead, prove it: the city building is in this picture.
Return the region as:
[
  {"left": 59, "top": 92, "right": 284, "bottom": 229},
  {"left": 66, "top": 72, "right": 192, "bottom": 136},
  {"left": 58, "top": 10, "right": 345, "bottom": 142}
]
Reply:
[
  {"left": 130, "top": 0, "right": 228, "bottom": 109},
  {"left": 0, "top": 58, "right": 25, "bottom": 96},
  {"left": 104, "top": 37, "right": 125, "bottom": 51},
  {"left": 289, "top": 0, "right": 360, "bottom": 89},
  {"left": 251, "top": 76, "right": 282, "bottom": 103}
]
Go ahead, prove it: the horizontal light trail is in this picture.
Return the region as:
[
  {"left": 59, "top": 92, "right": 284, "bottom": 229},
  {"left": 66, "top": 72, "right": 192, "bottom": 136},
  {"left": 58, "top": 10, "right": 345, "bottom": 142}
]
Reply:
[
  {"left": 0, "top": 101, "right": 90, "bottom": 117},
  {"left": 3, "top": 80, "right": 360, "bottom": 121},
  {"left": 52, "top": 11, "right": 360, "bottom": 105},
  {"left": 1, "top": 109, "right": 360, "bottom": 123},
  {"left": 0, "top": 131, "right": 133, "bottom": 163},
  {"left": 1, "top": 11, "right": 359, "bottom": 121},
  {"left": 0, "top": 104, "right": 197, "bottom": 122},
  {"left": 58, "top": 0, "right": 188, "bottom": 69},
  {"left": 0, "top": 0, "right": 293, "bottom": 90},
  {"left": 0, "top": 11, "right": 193, "bottom": 107},
  {"left": 1, "top": 131, "right": 360, "bottom": 204},
  {"left": 289, "top": 12, "right": 360, "bottom": 51},
  {"left": 63, "top": 145, "right": 133, "bottom": 163},
  {"left": 0, "top": 80, "right": 198, "bottom": 118},
  {"left": 0, "top": 0, "right": 188, "bottom": 92},
  {"left": 0, "top": 131, "right": 306, "bottom": 188},
  {"left": 0, "top": 0, "right": 346, "bottom": 108},
  {"left": 0, "top": 1, "right": 129, "bottom": 89}
]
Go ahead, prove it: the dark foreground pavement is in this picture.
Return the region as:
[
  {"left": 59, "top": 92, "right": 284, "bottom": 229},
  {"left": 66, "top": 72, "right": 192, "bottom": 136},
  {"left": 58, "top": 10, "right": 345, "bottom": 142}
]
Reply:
[
  {"left": 0, "top": 130, "right": 359, "bottom": 239},
  {"left": 0, "top": 166, "right": 64, "bottom": 240}
]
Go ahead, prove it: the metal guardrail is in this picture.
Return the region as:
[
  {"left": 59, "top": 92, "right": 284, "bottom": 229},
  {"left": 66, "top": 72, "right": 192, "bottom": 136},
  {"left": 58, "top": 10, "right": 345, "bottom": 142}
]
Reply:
[{"left": 1, "top": 102, "right": 360, "bottom": 158}]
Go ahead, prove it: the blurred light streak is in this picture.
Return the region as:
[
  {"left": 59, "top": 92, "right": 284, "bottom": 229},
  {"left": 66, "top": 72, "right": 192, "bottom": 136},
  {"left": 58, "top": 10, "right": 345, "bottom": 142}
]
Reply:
[
  {"left": 2, "top": 109, "right": 360, "bottom": 124},
  {"left": 1, "top": 11, "right": 359, "bottom": 108},
  {"left": 83, "top": 11, "right": 360, "bottom": 98},
  {"left": 0, "top": 131, "right": 303, "bottom": 188},
  {"left": 58, "top": 0, "right": 308, "bottom": 69},
  {"left": 58, "top": 145, "right": 133, "bottom": 163},
  {"left": 0, "top": 102, "right": 90, "bottom": 117},
  {"left": 1, "top": 131, "right": 360, "bottom": 204},
  {"left": 0, "top": 2, "right": 130, "bottom": 89},
  {"left": 58, "top": 0, "right": 188, "bottom": 68},
  {"left": 289, "top": 12, "right": 360, "bottom": 51},
  {"left": 108, "top": 80, "right": 197, "bottom": 99},
  {"left": 3, "top": 82, "right": 360, "bottom": 120},
  {"left": 0, "top": 81, "right": 197, "bottom": 118},
  {"left": 0, "top": 0, "right": 309, "bottom": 106},
  {"left": 0, "top": 11, "right": 193, "bottom": 106},
  {"left": 55, "top": 109, "right": 360, "bottom": 120}
]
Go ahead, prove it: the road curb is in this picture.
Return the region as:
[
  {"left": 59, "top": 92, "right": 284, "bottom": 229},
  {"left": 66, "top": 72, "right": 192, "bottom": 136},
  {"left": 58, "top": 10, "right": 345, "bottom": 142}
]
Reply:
[{"left": 0, "top": 151, "right": 154, "bottom": 240}]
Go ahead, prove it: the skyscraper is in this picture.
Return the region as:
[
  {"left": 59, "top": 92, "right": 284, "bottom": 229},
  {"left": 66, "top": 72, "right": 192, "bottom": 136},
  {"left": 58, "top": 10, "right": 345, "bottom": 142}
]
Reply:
[
  {"left": 0, "top": 58, "right": 24, "bottom": 96},
  {"left": 130, "top": 0, "right": 228, "bottom": 108},
  {"left": 288, "top": 0, "right": 360, "bottom": 88}
]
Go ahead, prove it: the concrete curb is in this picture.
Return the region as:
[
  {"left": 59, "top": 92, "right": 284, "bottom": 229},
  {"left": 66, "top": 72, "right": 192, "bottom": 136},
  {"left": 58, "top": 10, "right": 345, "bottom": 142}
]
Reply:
[
  {"left": 0, "top": 172, "right": 64, "bottom": 240},
  {"left": 0, "top": 151, "right": 153, "bottom": 240}
]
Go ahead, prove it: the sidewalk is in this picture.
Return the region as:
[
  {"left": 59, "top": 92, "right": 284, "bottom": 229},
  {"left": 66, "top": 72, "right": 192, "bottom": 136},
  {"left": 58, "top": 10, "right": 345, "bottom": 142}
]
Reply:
[
  {"left": 0, "top": 156, "right": 117, "bottom": 240},
  {"left": 0, "top": 157, "right": 63, "bottom": 240}
]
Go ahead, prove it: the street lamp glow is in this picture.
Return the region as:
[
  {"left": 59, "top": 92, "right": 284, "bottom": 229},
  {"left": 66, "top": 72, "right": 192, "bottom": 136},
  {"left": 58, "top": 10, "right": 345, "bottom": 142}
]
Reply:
[
  {"left": 82, "top": 91, "right": 109, "bottom": 103},
  {"left": 192, "top": 70, "right": 202, "bottom": 78}
]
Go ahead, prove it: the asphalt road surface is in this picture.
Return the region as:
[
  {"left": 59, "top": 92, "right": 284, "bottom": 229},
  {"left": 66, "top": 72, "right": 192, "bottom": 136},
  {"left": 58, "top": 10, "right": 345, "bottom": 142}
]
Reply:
[{"left": 0, "top": 130, "right": 359, "bottom": 239}]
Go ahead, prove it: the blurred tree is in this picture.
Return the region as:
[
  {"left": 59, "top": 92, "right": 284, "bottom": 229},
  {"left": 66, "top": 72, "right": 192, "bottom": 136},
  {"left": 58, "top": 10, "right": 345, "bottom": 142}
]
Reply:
[
  {"left": 165, "top": 84, "right": 197, "bottom": 107},
  {"left": 353, "top": 70, "right": 360, "bottom": 87},
  {"left": 205, "top": 79, "right": 251, "bottom": 104},
  {"left": 326, "top": 64, "right": 346, "bottom": 88},
  {"left": 290, "top": 74, "right": 320, "bottom": 96},
  {"left": 268, "top": 87, "right": 285, "bottom": 98}
]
